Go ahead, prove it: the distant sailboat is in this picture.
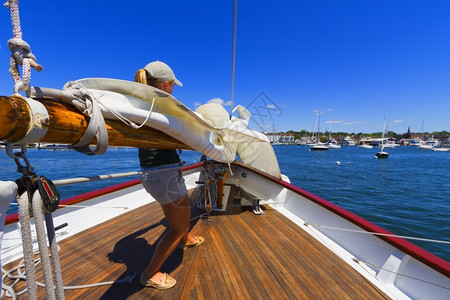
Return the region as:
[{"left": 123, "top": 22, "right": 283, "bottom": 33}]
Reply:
[
  {"left": 326, "top": 116, "right": 341, "bottom": 149},
  {"left": 417, "top": 121, "right": 436, "bottom": 150},
  {"left": 375, "top": 119, "right": 389, "bottom": 159},
  {"left": 310, "top": 110, "right": 329, "bottom": 151}
]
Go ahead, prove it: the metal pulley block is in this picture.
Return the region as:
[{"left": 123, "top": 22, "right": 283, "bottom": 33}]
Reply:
[
  {"left": 16, "top": 174, "right": 60, "bottom": 213},
  {"left": 37, "top": 175, "right": 60, "bottom": 213},
  {"left": 9, "top": 145, "right": 60, "bottom": 213}
]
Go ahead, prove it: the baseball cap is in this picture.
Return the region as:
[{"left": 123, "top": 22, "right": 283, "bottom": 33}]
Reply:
[{"left": 144, "top": 61, "right": 183, "bottom": 86}]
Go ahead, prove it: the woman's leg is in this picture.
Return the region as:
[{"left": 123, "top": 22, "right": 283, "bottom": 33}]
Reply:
[{"left": 143, "top": 194, "right": 190, "bottom": 281}]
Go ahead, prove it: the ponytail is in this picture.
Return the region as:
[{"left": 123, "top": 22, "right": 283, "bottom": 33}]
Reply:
[
  {"left": 134, "top": 69, "right": 148, "bottom": 84},
  {"left": 134, "top": 68, "right": 161, "bottom": 88}
]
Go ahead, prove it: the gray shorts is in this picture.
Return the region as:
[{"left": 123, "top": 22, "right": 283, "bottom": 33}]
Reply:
[{"left": 141, "top": 167, "right": 188, "bottom": 205}]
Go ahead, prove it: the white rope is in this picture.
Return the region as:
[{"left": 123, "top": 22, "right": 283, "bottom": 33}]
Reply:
[
  {"left": 2, "top": 249, "right": 135, "bottom": 299},
  {"left": 31, "top": 191, "right": 57, "bottom": 300},
  {"left": 97, "top": 94, "right": 156, "bottom": 129},
  {"left": 306, "top": 223, "right": 450, "bottom": 245},
  {"left": 4, "top": 0, "right": 43, "bottom": 94},
  {"left": 16, "top": 191, "right": 38, "bottom": 299},
  {"left": 217, "top": 134, "right": 234, "bottom": 176},
  {"left": 131, "top": 95, "right": 156, "bottom": 129},
  {"left": 67, "top": 80, "right": 157, "bottom": 130},
  {"left": 44, "top": 212, "right": 64, "bottom": 300}
]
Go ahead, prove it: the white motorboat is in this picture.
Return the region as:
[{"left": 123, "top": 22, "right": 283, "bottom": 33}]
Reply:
[
  {"left": 358, "top": 143, "right": 373, "bottom": 149},
  {"left": 432, "top": 147, "right": 449, "bottom": 152},
  {"left": 310, "top": 143, "right": 330, "bottom": 151}
]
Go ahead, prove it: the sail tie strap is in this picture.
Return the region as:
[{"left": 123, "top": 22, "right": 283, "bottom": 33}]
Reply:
[
  {"left": 71, "top": 92, "right": 108, "bottom": 156},
  {"left": 4, "top": 0, "right": 43, "bottom": 94},
  {"left": 27, "top": 83, "right": 109, "bottom": 156}
]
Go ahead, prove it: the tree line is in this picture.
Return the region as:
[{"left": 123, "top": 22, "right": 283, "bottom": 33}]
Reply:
[{"left": 283, "top": 129, "right": 450, "bottom": 141}]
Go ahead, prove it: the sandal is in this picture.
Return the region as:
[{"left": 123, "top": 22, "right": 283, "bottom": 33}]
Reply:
[
  {"left": 183, "top": 235, "right": 204, "bottom": 250},
  {"left": 140, "top": 272, "right": 176, "bottom": 289}
]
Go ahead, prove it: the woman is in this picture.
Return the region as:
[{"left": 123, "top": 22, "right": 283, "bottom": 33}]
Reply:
[{"left": 135, "top": 61, "right": 204, "bottom": 289}]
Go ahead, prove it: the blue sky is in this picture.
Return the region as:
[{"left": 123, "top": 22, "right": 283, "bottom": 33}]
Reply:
[{"left": 1, "top": 1, "right": 450, "bottom": 134}]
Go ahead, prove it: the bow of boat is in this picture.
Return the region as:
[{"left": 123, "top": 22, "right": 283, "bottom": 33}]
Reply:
[{"left": 1, "top": 161, "right": 449, "bottom": 299}]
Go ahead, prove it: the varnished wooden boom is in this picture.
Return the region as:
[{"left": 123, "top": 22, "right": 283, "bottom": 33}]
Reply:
[{"left": 0, "top": 95, "right": 192, "bottom": 150}]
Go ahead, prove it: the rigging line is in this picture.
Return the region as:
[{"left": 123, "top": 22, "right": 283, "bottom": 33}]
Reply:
[
  {"left": 57, "top": 204, "right": 128, "bottom": 209},
  {"left": 132, "top": 95, "right": 156, "bottom": 129},
  {"left": 306, "top": 223, "right": 450, "bottom": 245},
  {"left": 70, "top": 80, "right": 156, "bottom": 130},
  {"left": 97, "top": 92, "right": 156, "bottom": 129},
  {"left": 230, "top": 0, "right": 237, "bottom": 116},
  {"left": 52, "top": 171, "right": 141, "bottom": 186},
  {"left": 303, "top": 222, "right": 450, "bottom": 292},
  {"left": 9, "top": 203, "right": 129, "bottom": 209},
  {"left": 217, "top": 134, "right": 234, "bottom": 176},
  {"left": 354, "top": 258, "right": 450, "bottom": 291}
]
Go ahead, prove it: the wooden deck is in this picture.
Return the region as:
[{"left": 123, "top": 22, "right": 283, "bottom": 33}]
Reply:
[{"left": 4, "top": 191, "right": 390, "bottom": 299}]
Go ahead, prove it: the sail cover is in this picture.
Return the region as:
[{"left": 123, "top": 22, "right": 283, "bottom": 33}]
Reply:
[{"left": 64, "top": 78, "right": 281, "bottom": 179}]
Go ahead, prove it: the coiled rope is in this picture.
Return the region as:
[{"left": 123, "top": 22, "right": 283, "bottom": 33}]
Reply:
[
  {"left": 1, "top": 169, "right": 144, "bottom": 298},
  {"left": 1, "top": 250, "right": 136, "bottom": 299},
  {"left": 4, "top": 0, "right": 43, "bottom": 94}
]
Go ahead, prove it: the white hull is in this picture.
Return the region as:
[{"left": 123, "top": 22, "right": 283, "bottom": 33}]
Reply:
[
  {"left": 309, "top": 144, "right": 329, "bottom": 151},
  {"left": 327, "top": 144, "right": 341, "bottom": 149},
  {"left": 375, "top": 151, "right": 389, "bottom": 159},
  {"left": 419, "top": 145, "right": 434, "bottom": 150},
  {"left": 358, "top": 144, "right": 373, "bottom": 149},
  {"left": 2, "top": 162, "right": 448, "bottom": 299},
  {"left": 432, "top": 147, "right": 449, "bottom": 152}
]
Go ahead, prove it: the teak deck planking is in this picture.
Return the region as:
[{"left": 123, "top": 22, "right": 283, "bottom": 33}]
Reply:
[{"left": 3, "top": 192, "right": 390, "bottom": 299}]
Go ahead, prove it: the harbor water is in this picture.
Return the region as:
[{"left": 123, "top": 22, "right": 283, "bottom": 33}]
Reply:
[{"left": 1, "top": 145, "right": 449, "bottom": 262}]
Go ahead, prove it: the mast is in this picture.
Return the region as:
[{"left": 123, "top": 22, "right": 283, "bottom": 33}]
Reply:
[
  {"left": 230, "top": 0, "right": 238, "bottom": 116},
  {"left": 316, "top": 110, "right": 322, "bottom": 143},
  {"left": 317, "top": 112, "right": 320, "bottom": 143}
]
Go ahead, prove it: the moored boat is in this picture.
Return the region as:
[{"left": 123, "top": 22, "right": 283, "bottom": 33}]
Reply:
[
  {"left": 326, "top": 140, "right": 341, "bottom": 149},
  {"left": 310, "top": 143, "right": 330, "bottom": 151},
  {"left": 358, "top": 143, "right": 373, "bottom": 149},
  {"left": 375, "top": 149, "right": 389, "bottom": 159},
  {"left": 375, "top": 118, "right": 389, "bottom": 159},
  {"left": 432, "top": 147, "right": 449, "bottom": 152}
]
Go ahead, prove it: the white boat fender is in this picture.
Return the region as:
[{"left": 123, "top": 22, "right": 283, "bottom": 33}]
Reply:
[{"left": 0, "top": 181, "right": 18, "bottom": 291}]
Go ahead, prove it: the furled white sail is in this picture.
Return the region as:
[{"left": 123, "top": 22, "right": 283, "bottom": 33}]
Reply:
[{"left": 64, "top": 78, "right": 281, "bottom": 179}]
